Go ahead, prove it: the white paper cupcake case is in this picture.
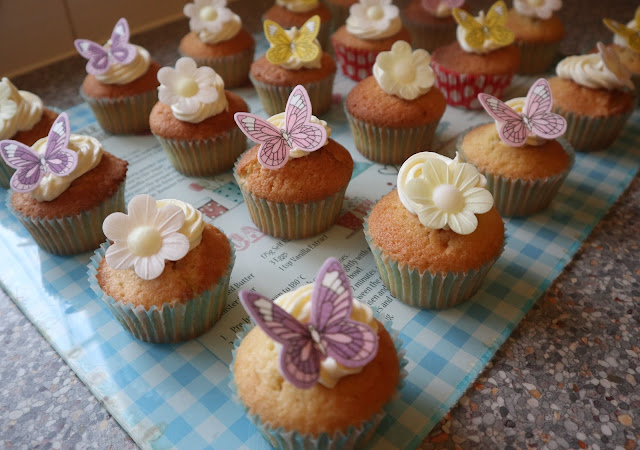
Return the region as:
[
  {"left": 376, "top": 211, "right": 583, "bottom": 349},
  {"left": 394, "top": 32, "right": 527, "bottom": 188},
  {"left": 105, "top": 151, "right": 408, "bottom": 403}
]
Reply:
[
  {"left": 456, "top": 127, "right": 576, "bottom": 216},
  {"left": 87, "top": 241, "right": 236, "bottom": 343},
  {"left": 6, "top": 182, "right": 125, "bottom": 255},
  {"left": 552, "top": 105, "right": 632, "bottom": 152},
  {"left": 229, "top": 320, "right": 407, "bottom": 450},
  {"left": 80, "top": 88, "right": 157, "bottom": 135},
  {"left": 0, "top": 160, "right": 11, "bottom": 189},
  {"left": 249, "top": 74, "right": 335, "bottom": 116},
  {"left": 178, "top": 47, "right": 255, "bottom": 88}
]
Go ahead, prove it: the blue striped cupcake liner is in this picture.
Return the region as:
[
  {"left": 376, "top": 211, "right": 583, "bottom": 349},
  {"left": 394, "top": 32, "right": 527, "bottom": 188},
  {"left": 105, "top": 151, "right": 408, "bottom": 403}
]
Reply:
[
  {"left": 249, "top": 73, "right": 335, "bottom": 116},
  {"left": 178, "top": 46, "right": 255, "bottom": 88},
  {"left": 80, "top": 88, "right": 157, "bottom": 135},
  {"left": 87, "top": 239, "right": 235, "bottom": 343},
  {"left": 6, "top": 182, "right": 125, "bottom": 255},
  {"left": 229, "top": 318, "right": 407, "bottom": 449}
]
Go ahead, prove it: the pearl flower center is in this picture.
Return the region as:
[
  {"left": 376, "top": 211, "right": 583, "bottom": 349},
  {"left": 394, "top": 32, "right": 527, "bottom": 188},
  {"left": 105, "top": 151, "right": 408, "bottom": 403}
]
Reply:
[
  {"left": 176, "top": 77, "right": 199, "bottom": 98},
  {"left": 366, "top": 5, "right": 385, "bottom": 20},
  {"left": 199, "top": 6, "right": 218, "bottom": 21},
  {"left": 433, "top": 184, "right": 464, "bottom": 213},
  {"left": 393, "top": 63, "right": 416, "bottom": 83},
  {"left": 128, "top": 226, "right": 162, "bottom": 257}
]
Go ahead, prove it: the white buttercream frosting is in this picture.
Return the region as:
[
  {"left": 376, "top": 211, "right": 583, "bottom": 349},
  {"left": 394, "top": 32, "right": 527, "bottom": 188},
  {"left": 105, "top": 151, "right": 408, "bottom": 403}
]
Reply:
[
  {"left": 346, "top": 0, "right": 402, "bottom": 40},
  {"left": 0, "top": 78, "right": 44, "bottom": 140},
  {"left": 95, "top": 45, "right": 151, "bottom": 85},
  {"left": 156, "top": 199, "right": 205, "bottom": 251},
  {"left": 276, "top": 0, "right": 319, "bottom": 13},
  {"left": 267, "top": 112, "right": 330, "bottom": 158},
  {"left": 557, "top": 53, "right": 631, "bottom": 91},
  {"left": 279, "top": 28, "right": 323, "bottom": 70},
  {"left": 31, "top": 134, "right": 102, "bottom": 202},
  {"left": 373, "top": 41, "right": 434, "bottom": 100},
  {"left": 513, "top": 0, "right": 561, "bottom": 20},
  {"left": 274, "top": 284, "right": 378, "bottom": 389},
  {"left": 456, "top": 11, "right": 505, "bottom": 54},
  {"left": 184, "top": 0, "right": 242, "bottom": 44}
]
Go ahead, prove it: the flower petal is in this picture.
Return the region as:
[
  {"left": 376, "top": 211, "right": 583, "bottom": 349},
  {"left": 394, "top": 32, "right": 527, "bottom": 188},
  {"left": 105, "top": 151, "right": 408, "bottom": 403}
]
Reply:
[
  {"left": 196, "top": 86, "right": 218, "bottom": 103},
  {"left": 447, "top": 210, "right": 478, "bottom": 235},
  {"left": 451, "top": 161, "right": 481, "bottom": 192},
  {"left": 405, "top": 178, "right": 435, "bottom": 205},
  {"left": 127, "top": 194, "right": 158, "bottom": 226},
  {"left": 154, "top": 204, "right": 185, "bottom": 236},
  {"left": 134, "top": 254, "right": 166, "bottom": 280},
  {"left": 158, "top": 233, "right": 190, "bottom": 261},
  {"left": 102, "top": 211, "right": 131, "bottom": 241},
  {"left": 175, "top": 56, "right": 198, "bottom": 77},
  {"left": 421, "top": 158, "right": 448, "bottom": 186},
  {"left": 463, "top": 187, "right": 494, "bottom": 214},
  {"left": 105, "top": 242, "right": 137, "bottom": 270},
  {"left": 157, "top": 67, "right": 178, "bottom": 89},
  {"left": 416, "top": 207, "right": 447, "bottom": 229}
]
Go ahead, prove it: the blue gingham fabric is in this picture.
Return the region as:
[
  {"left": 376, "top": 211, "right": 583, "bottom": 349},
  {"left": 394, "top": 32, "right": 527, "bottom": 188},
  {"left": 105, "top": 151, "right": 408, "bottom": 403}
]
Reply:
[{"left": 1, "top": 70, "right": 639, "bottom": 449}]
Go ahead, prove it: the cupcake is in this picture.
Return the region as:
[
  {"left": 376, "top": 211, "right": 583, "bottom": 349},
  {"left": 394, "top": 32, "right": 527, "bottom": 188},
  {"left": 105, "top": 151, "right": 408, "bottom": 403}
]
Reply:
[
  {"left": 331, "top": 0, "right": 412, "bottom": 81},
  {"left": 402, "top": 0, "right": 463, "bottom": 52},
  {"left": 345, "top": 40, "right": 446, "bottom": 164},
  {"left": 603, "top": 6, "right": 640, "bottom": 95},
  {"left": 234, "top": 85, "right": 353, "bottom": 239},
  {"left": 180, "top": 0, "right": 255, "bottom": 88},
  {"left": 1, "top": 113, "right": 128, "bottom": 255},
  {"left": 364, "top": 152, "right": 505, "bottom": 309},
  {"left": 263, "top": 0, "right": 332, "bottom": 48},
  {"left": 549, "top": 43, "right": 635, "bottom": 151},
  {"left": 0, "top": 78, "right": 58, "bottom": 189},
  {"left": 88, "top": 194, "right": 234, "bottom": 343},
  {"left": 457, "top": 78, "right": 573, "bottom": 216},
  {"left": 431, "top": 1, "right": 520, "bottom": 109},
  {"left": 232, "top": 257, "right": 404, "bottom": 449},
  {"left": 325, "top": 0, "right": 358, "bottom": 31},
  {"left": 150, "top": 57, "right": 248, "bottom": 176},
  {"left": 75, "top": 18, "right": 160, "bottom": 134},
  {"left": 250, "top": 15, "right": 336, "bottom": 116}
]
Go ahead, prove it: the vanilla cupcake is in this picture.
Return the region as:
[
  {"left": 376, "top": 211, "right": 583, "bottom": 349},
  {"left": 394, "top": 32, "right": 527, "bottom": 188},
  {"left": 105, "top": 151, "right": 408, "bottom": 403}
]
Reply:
[
  {"left": 603, "top": 6, "right": 640, "bottom": 96},
  {"left": 264, "top": 0, "right": 333, "bottom": 48},
  {"left": 402, "top": 0, "right": 463, "bottom": 52}
]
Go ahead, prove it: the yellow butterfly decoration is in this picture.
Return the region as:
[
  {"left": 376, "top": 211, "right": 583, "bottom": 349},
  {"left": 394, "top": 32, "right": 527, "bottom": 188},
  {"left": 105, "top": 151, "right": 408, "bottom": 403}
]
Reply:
[
  {"left": 603, "top": 6, "right": 640, "bottom": 53},
  {"left": 452, "top": 1, "right": 514, "bottom": 51},
  {"left": 264, "top": 15, "right": 321, "bottom": 65}
]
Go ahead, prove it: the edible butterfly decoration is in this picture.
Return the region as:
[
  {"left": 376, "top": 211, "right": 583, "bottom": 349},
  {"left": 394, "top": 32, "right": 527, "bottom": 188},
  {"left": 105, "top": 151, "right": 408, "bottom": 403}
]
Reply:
[
  {"left": 264, "top": 15, "right": 320, "bottom": 66},
  {"left": 603, "top": 6, "right": 640, "bottom": 53},
  {"left": 478, "top": 78, "right": 567, "bottom": 147},
  {"left": 596, "top": 42, "right": 634, "bottom": 90},
  {"left": 422, "top": 0, "right": 464, "bottom": 14},
  {"left": 234, "top": 85, "right": 327, "bottom": 170},
  {"left": 74, "top": 18, "right": 137, "bottom": 75},
  {"left": 452, "top": 1, "right": 513, "bottom": 50},
  {"left": 239, "top": 257, "right": 379, "bottom": 389},
  {"left": 0, "top": 113, "right": 78, "bottom": 192}
]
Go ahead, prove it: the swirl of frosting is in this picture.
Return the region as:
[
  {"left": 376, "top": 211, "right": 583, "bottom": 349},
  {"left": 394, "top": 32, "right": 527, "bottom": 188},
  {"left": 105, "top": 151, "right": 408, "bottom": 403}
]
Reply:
[
  {"left": 184, "top": 0, "right": 242, "bottom": 44},
  {"left": 31, "top": 135, "right": 102, "bottom": 202},
  {"left": 613, "top": 19, "right": 638, "bottom": 50},
  {"left": 346, "top": 0, "right": 402, "bottom": 40},
  {"left": 274, "top": 284, "right": 378, "bottom": 388},
  {"left": 513, "top": 0, "right": 561, "bottom": 20},
  {"left": 95, "top": 45, "right": 151, "bottom": 85},
  {"left": 373, "top": 41, "right": 434, "bottom": 100},
  {"left": 0, "top": 78, "right": 44, "bottom": 140},
  {"left": 156, "top": 199, "right": 205, "bottom": 251},
  {"left": 276, "top": 0, "right": 318, "bottom": 13},
  {"left": 267, "top": 112, "right": 330, "bottom": 158},
  {"left": 280, "top": 29, "right": 323, "bottom": 70},
  {"left": 456, "top": 12, "right": 504, "bottom": 54},
  {"left": 494, "top": 98, "right": 546, "bottom": 146},
  {"left": 557, "top": 53, "right": 630, "bottom": 91}
]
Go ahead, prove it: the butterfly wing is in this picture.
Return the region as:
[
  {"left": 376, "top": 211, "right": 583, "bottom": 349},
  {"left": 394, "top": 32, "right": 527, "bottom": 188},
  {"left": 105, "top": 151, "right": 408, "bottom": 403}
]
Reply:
[
  {"left": 109, "top": 18, "right": 136, "bottom": 65},
  {"left": 478, "top": 93, "right": 528, "bottom": 146},
  {"left": 322, "top": 319, "right": 379, "bottom": 368},
  {"left": 264, "top": 20, "right": 293, "bottom": 65},
  {"left": 485, "top": 1, "right": 508, "bottom": 27},
  {"left": 74, "top": 40, "right": 109, "bottom": 75},
  {"left": 43, "top": 113, "right": 77, "bottom": 177},
  {"left": 452, "top": 9, "right": 484, "bottom": 49},
  {"left": 284, "top": 85, "right": 327, "bottom": 153},
  {"left": 239, "top": 290, "right": 320, "bottom": 388},
  {"left": 291, "top": 16, "right": 321, "bottom": 62},
  {"left": 234, "top": 112, "right": 290, "bottom": 169},
  {"left": 0, "top": 141, "right": 44, "bottom": 192},
  {"left": 524, "top": 79, "right": 567, "bottom": 139}
]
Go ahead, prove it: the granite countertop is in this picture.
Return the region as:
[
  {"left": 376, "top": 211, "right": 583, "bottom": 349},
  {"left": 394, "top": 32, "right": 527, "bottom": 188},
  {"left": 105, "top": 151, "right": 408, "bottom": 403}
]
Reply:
[{"left": 1, "top": 2, "right": 639, "bottom": 449}]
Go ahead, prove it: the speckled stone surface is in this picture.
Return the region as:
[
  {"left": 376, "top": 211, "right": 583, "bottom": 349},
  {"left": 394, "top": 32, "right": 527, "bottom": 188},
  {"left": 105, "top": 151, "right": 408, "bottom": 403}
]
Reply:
[{"left": 2, "top": 2, "right": 639, "bottom": 449}]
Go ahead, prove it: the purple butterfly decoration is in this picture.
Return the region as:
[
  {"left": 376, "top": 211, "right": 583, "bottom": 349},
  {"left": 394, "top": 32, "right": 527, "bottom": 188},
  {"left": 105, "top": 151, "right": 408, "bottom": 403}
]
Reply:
[
  {"left": 234, "top": 85, "right": 327, "bottom": 170},
  {"left": 74, "top": 18, "right": 136, "bottom": 75},
  {"left": 239, "top": 257, "right": 379, "bottom": 389},
  {"left": 478, "top": 78, "right": 567, "bottom": 147},
  {"left": 422, "top": 0, "right": 464, "bottom": 14},
  {"left": 0, "top": 113, "right": 77, "bottom": 193}
]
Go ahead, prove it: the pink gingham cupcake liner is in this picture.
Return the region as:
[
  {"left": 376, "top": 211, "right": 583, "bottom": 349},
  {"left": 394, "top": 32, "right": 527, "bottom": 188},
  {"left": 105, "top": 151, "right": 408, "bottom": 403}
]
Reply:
[{"left": 331, "top": 38, "right": 380, "bottom": 82}]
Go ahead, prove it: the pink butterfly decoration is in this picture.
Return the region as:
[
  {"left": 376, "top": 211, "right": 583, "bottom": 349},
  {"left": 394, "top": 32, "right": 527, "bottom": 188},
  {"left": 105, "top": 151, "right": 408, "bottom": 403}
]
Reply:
[
  {"left": 239, "top": 257, "right": 379, "bottom": 389},
  {"left": 74, "top": 18, "right": 137, "bottom": 75},
  {"left": 0, "top": 113, "right": 77, "bottom": 193},
  {"left": 422, "top": 0, "right": 464, "bottom": 14},
  {"left": 478, "top": 78, "right": 567, "bottom": 147},
  {"left": 234, "top": 85, "right": 327, "bottom": 170}
]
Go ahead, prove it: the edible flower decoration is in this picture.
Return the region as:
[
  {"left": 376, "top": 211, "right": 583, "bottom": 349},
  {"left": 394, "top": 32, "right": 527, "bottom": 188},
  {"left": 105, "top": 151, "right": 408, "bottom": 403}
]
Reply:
[
  {"left": 103, "top": 194, "right": 190, "bottom": 281},
  {"left": 373, "top": 40, "right": 435, "bottom": 100},
  {"left": 264, "top": 16, "right": 321, "bottom": 66},
  {"left": 234, "top": 85, "right": 326, "bottom": 169},
  {"left": 603, "top": 6, "right": 640, "bottom": 53},
  {"left": 239, "top": 257, "right": 378, "bottom": 389},
  {"left": 478, "top": 78, "right": 566, "bottom": 147},
  {"left": 453, "top": 1, "right": 513, "bottom": 52},
  {"left": 0, "top": 82, "right": 17, "bottom": 121},
  {"left": 399, "top": 153, "right": 493, "bottom": 235},
  {"left": 421, "top": 0, "right": 463, "bottom": 16},
  {"left": 74, "top": 18, "right": 136, "bottom": 75},
  {"left": 598, "top": 42, "right": 634, "bottom": 89},
  {"left": 346, "top": 0, "right": 401, "bottom": 40},
  {"left": 513, "top": 0, "right": 561, "bottom": 20},
  {"left": 183, "top": 0, "right": 241, "bottom": 44},
  {"left": 0, "top": 113, "right": 77, "bottom": 193}
]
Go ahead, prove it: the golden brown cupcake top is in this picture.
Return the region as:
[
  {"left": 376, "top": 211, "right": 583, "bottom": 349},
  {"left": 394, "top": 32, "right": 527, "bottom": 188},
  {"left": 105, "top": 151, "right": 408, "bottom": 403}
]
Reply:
[
  {"left": 431, "top": 41, "right": 521, "bottom": 75},
  {"left": 264, "top": 2, "right": 332, "bottom": 26},
  {"left": 250, "top": 53, "right": 336, "bottom": 86},
  {"left": 12, "top": 108, "right": 58, "bottom": 146},
  {"left": 81, "top": 61, "right": 161, "bottom": 98},
  {"left": 179, "top": 29, "right": 255, "bottom": 58},
  {"left": 549, "top": 76, "right": 634, "bottom": 117},
  {"left": 506, "top": 9, "right": 564, "bottom": 43},
  {"left": 331, "top": 25, "right": 412, "bottom": 50}
]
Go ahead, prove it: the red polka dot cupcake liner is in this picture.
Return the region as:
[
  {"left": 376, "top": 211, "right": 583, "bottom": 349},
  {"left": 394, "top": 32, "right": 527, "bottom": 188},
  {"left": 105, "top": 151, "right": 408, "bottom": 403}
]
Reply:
[
  {"left": 331, "top": 38, "right": 379, "bottom": 82},
  {"left": 431, "top": 61, "right": 514, "bottom": 109}
]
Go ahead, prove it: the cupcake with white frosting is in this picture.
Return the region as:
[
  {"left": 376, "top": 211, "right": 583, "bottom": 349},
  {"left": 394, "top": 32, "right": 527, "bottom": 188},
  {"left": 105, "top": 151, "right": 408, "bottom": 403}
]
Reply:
[
  {"left": 149, "top": 57, "right": 249, "bottom": 176},
  {"left": 402, "top": 0, "right": 464, "bottom": 52},
  {"left": 331, "top": 0, "right": 412, "bottom": 81},
  {"left": 179, "top": 0, "right": 255, "bottom": 88},
  {"left": 603, "top": 6, "right": 640, "bottom": 97},
  {"left": 263, "top": 0, "right": 333, "bottom": 48}
]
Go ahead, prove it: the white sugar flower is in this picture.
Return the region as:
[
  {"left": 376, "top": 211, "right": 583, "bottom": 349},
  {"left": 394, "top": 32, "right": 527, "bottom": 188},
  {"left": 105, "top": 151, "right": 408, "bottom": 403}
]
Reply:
[
  {"left": 513, "top": 0, "right": 561, "bottom": 20},
  {"left": 158, "top": 57, "right": 221, "bottom": 115},
  {"left": 373, "top": 41, "right": 435, "bottom": 100},
  {"left": 0, "top": 81, "right": 17, "bottom": 121},
  {"left": 347, "top": 0, "right": 401, "bottom": 40},
  {"left": 103, "top": 194, "right": 190, "bottom": 280},
  {"left": 184, "top": 0, "right": 234, "bottom": 34},
  {"left": 403, "top": 156, "right": 493, "bottom": 235}
]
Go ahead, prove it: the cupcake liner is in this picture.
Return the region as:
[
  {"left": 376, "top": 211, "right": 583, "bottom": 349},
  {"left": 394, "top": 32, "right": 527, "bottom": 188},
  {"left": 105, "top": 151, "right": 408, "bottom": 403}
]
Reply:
[
  {"left": 178, "top": 46, "right": 255, "bottom": 88},
  {"left": 514, "top": 39, "right": 560, "bottom": 75},
  {"left": 229, "top": 319, "right": 407, "bottom": 449},
  {"left": 154, "top": 127, "right": 247, "bottom": 176},
  {"left": 402, "top": 19, "right": 457, "bottom": 52},
  {"left": 345, "top": 109, "right": 440, "bottom": 165},
  {"left": 431, "top": 61, "right": 514, "bottom": 109},
  {"left": 80, "top": 88, "right": 157, "bottom": 134},
  {"left": 249, "top": 73, "right": 335, "bottom": 116},
  {"left": 552, "top": 104, "right": 633, "bottom": 152},
  {"left": 325, "top": 1, "right": 351, "bottom": 32},
  {"left": 0, "top": 158, "right": 11, "bottom": 189},
  {"left": 87, "top": 240, "right": 236, "bottom": 343},
  {"left": 6, "top": 182, "right": 125, "bottom": 255},
  {"left": 632, "top": 74, "right": 640, "bottom": 106},
  {"left": 364, "top": 219, "right": 505, "bottom": 309},
  {"left": 456, "top": 127, "right": 576, "bottom": 216},
  {"left": 331, "top": 37, "right": 380, "bottom": 82}
]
